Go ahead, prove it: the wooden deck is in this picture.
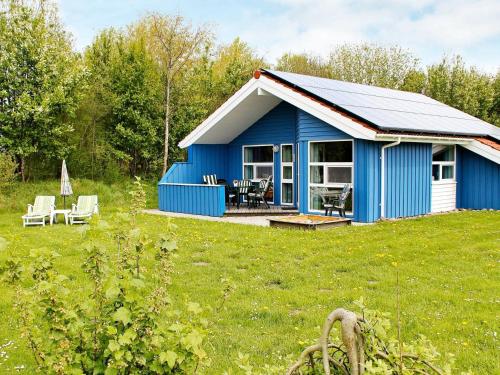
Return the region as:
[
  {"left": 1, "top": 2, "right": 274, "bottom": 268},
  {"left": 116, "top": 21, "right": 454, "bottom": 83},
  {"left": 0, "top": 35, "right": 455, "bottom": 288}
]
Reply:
[{"left": 224, "top": 205, "right": 298, "bottom": 216}]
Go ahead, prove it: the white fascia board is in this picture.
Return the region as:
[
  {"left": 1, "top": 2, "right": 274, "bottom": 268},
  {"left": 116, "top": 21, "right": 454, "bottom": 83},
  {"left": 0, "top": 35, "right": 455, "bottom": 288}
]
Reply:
[
  {"left": 258, "top": 76, "right": 376, "bottom": 140},
  {"left": 375, "top": 133, "right": 473, "bottom": 145},
  {"left": 463, "top": 140, "right": 500, "bottom": 164},
  {"left": 179, "top": 75, "right": 377, "bottom": 148},
  {"left": 179, "top": 78, "right": 261, "bottom": 148}
]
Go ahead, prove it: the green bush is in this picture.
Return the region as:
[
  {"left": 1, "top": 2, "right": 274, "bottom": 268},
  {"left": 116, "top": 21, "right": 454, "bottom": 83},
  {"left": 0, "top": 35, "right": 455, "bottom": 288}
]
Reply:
[
  {"left": 10, "top": 181, "right": 208, "bottom": 373},
  {"left": 0, "top": 153, "right": 18, "bottom": 192}
]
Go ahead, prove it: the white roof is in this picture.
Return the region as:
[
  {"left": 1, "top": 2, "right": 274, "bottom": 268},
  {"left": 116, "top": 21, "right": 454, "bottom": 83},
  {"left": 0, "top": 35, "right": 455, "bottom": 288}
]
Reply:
[{"left": 265, "top": 69, "right": 500, "bottom": 140}]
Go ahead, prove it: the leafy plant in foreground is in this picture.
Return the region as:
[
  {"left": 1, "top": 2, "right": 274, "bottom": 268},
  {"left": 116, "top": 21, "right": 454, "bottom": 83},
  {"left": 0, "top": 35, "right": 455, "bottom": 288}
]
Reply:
[
  {"left": 12, "top": 180, "right": 208, "bottom": 374},
  {"left": 286, "top": 299, "right": 461, "bottom": 375}
]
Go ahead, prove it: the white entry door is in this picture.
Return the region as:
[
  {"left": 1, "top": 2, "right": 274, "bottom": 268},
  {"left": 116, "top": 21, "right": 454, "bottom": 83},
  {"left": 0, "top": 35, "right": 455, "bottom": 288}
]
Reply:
[{"left": 431, "top": 145, "right": 456, "bottom": 212}]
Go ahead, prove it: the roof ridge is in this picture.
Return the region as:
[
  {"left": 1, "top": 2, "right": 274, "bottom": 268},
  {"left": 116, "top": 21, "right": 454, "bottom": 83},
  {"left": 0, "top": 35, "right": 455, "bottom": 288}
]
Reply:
[{"left": 266, "top": 68, "right": 431, "bottom": 98}]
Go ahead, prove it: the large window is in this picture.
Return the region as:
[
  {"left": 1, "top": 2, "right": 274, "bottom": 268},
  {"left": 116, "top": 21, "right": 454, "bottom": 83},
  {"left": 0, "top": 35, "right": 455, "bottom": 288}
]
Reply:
[
  {"left": 243, "top": 145, "right": 274, "bottom": 181},
  {"left": 309, "top": 141, "right": 353, "bottom": 212},
  {"left": 432, "top": 145, "right": 455, "bottom": 182}
]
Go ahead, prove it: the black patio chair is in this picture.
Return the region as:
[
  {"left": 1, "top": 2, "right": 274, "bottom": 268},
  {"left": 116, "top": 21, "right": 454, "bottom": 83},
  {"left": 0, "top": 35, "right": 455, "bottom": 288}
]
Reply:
[
  {"left": 248, "top": 176, "right": 273, "bottom": 209},
  {"left": 234, "top": 179, "right": 253, "bottom": 209}
]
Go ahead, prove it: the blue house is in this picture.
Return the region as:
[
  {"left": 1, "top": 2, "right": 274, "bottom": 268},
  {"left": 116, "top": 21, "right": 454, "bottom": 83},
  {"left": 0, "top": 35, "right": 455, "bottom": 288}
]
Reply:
[{"left": 159, "top": 69, "right": 500, "bottom": 222}]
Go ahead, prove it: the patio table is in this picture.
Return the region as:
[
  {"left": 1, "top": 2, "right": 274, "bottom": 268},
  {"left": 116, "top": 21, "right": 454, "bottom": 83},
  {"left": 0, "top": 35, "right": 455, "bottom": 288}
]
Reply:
[
  {"left": 52, "top": 209, "right": 71, "bottom": 225},
  {"left": 230, "top": 181, "right": 255, "bottom": 209}
]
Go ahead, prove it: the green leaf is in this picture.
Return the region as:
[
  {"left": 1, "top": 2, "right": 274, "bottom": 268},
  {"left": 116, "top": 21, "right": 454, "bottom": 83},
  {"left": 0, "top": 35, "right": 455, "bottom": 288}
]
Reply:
[
  {"left": 105, "top": 286, "right": 121, "bottom": 299},
  {"left": 159, "top": 351, "right": 178, "bottom": 368},
  {"left": 104, "top": 367, "right": 118, "bottom": 375},
  {"left": 165, "top": 350, "right": 178, "bottom": 368},
  {"left": 107, "top": 326, "right": 118, "bottom": 335},
  {"left": 108, "top": 340, "right": 120, "bottom": 352},
  {"left": 118, "top": 328, "right": 137, "bottom": 345},
  {"left": 112, "top": 307, "right": 131, "bottom": 325},
  {"left": 181, "top": 329, "right": 203, "bottom": 350}
]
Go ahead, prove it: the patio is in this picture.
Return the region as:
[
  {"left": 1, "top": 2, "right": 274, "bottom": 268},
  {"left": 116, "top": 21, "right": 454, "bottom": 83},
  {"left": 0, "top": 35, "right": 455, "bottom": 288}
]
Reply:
[{"left": 225, "top": 205, "right": 298, "bottom": 216}]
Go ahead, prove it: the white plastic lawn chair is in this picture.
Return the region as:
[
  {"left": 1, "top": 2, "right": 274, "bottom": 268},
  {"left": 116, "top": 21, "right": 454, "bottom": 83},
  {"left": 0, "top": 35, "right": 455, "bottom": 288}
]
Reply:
[
  {"left": 22, "top": 196, "right": 56, "bottom": 227},
  {"left": 68, "top": 195, "right": 99, "bottom": 225}
]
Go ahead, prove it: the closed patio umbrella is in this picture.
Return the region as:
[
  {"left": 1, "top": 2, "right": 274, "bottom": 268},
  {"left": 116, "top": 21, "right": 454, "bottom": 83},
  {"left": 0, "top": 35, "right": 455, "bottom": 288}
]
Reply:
[{"left": 60, "top": 159, "right": 73, "bottom": 209}]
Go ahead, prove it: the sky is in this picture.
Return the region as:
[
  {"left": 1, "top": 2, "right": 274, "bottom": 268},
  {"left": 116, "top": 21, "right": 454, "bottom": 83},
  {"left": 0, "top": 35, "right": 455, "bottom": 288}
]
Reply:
[{"left": 58, "top": 0, "right": 500, "bottom": 73}]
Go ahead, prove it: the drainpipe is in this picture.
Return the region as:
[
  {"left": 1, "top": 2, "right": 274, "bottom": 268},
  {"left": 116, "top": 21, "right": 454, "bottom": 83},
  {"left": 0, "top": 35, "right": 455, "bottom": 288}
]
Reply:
[{"left": 380, "top": 138, "right": 401, "bottom": 219}]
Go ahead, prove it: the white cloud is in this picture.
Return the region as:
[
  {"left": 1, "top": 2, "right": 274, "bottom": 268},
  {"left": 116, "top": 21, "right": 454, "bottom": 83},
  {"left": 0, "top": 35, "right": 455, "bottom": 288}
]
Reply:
[{"left": 231, "top": 0, "right": 500, "bottom": 71}]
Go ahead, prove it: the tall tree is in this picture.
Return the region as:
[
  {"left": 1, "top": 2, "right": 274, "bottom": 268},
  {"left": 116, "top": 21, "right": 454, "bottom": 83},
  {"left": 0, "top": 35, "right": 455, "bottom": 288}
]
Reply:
[
  {"left": 0, "top": 0, "right": 84, "bottom": 180},
  {"left": 425, "top": 56, "right": 495, "bottom": 124},
  {"left": 275, "top": 52, "right": 331, "bottom": 78},
  {"left": 107, "top": 28, "right": 164, "bottom": 176},
  {"left": 328, "top": 43, "right": 420, "bottom": 89},
  {"left": 145, "top": 14, "right": 211, "bottom": 175},
  {"left": 211, "top": 38, "right": 267, "bottom": 102}
]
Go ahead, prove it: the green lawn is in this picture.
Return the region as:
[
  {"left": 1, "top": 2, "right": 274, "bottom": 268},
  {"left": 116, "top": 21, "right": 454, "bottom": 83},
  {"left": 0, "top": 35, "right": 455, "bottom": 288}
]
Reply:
[{"left": 0, "top": 185, "right": 499, "bottom": 373}]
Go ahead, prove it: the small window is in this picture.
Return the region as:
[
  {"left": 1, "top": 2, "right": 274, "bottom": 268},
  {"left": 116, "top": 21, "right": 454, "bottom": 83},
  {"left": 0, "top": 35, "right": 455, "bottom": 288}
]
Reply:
[
  {"left": 310, "top": 166, "right": 324, "bottom": 184},
  {"left": 255, "top": 165, "right": 272, "bottom": 179},
  {"left": 432, "top": 146, "right": 454, "bottom": 162},
  {"left": 310, "top": 141, "right": 352, "bottom": 163},
  {"left": 244, "top": 146, "right": 273, "bottom": 163},
  {"left": 432, "top": 164, "right": 440, "bottom": 181},
  {"left": 432, "top": 145, "right": 455, "bottom": 182},
  {"left": 281, "top": 145, "right": 293, "bottom": 163},
  {"left": 327, "top": 166, "right": 352, "bottom": 184},
  {"left": 244, "top": 165, "right": 254, "bottom": 180},
  {"left": 283, "top": 166, "right": 293, "bottom": 180},
  {"left": 442, "top": 165, "right": 454, "bottom": 179}
]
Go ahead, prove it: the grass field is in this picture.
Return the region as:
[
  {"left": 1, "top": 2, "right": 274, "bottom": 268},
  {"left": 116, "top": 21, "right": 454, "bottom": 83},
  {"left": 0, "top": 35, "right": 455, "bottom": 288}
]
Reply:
[{"left": 0, "top": 181, "right": 499, "bottom": 373}]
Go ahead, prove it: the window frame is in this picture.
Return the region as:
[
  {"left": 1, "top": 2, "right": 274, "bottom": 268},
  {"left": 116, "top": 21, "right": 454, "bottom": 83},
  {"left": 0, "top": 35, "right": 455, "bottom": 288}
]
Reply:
[
  {"left": 308, "top": 140, "right": 354, "bottom": 214},
  {"left": 242, "top": 144, "right": 274, "bottom": 182},
  {"left": 281, "top": 144, "right": 294, "bottom": 206},
  {"left": 432, "top": 145, "right": 456, "bottom": 184}
]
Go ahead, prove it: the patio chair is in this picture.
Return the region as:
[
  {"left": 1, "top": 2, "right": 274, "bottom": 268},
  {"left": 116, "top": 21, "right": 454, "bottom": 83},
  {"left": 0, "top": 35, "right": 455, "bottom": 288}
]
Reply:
[
  {"left": 68, "top": 195, "right": 99, "bottom": 225},
  {"left": 247, "top": 176, "right": 273, "bottom": 209},
  {"left": 202, "top": 174, "right": 217, "bottom": 185},
  {"left": 332, "top": 184, "right": 351, "bottom": 217},
  {"left": 234, "top": 179, "right": 253, "bottom": 209},
  {"left": 22, "top": 196, "right": 56, "bottom": 227},
  {"left": 314, "top": 187, "right": 334, "bottom": 216}
]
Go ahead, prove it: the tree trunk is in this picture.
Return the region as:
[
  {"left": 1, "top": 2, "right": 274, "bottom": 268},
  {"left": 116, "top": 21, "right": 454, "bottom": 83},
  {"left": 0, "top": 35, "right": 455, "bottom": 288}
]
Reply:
[
  {"left": 20, "top": 157, "right": 25, "bottom": 182},
  {"left": 162, "top": 79, "right": 171, "bottom": 176}
]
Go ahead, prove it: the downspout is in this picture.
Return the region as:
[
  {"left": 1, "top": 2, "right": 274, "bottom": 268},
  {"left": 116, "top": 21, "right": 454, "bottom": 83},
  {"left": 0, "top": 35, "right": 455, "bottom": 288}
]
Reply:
[{"left": 380, "top": 138, "right": 401, "bottom": 219}]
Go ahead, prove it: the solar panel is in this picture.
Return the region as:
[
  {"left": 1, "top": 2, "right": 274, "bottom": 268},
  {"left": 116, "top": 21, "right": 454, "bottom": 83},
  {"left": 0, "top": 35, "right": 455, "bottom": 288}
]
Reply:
[{"left": 264, "top": 69, "right": 499, "bottom": 140}]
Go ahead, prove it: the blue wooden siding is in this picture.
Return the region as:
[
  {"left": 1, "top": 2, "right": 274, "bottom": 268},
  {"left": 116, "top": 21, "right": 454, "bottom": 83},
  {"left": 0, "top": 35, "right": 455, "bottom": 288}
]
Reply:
[
  {"left": 228, "top": 101, "right": 297, "bottom": 204},
  {"left": 457, "top": 147, "right": 500, "bottom": 209},
  {"left": 160, "top": 144, "right": 227, "bottom": 184},
  {"left": 354, "top": 140, "right": 381, "bottom": 222},
  {"left": 158, "top": 144, "right": 227, "bottom": 217},
  {"left": 296, "top": 109, "right": 350, "bottom": 141},
  {"left": 158, "top": 184, "right": 225, "bottom": 216},
  {"left": 385, "top": 143, "right": 431, "bottom": 218}
]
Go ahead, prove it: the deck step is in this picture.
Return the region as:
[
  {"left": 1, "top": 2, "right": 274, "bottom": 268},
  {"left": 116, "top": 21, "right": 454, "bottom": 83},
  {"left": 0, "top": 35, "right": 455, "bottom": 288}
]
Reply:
[{"left": 224, "top": 206, "right": 298, "bottom": 216}]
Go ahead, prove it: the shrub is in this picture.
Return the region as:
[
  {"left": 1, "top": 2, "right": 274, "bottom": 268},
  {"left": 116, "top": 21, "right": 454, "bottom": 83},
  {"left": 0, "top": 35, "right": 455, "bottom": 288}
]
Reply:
[
  {"left": 0, "top": 153, "right": 18, "bottom": 191},
  {"left": 10, "top": 180, "right": 208, "bottom": 374}
]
